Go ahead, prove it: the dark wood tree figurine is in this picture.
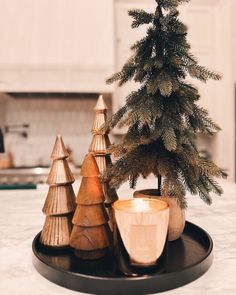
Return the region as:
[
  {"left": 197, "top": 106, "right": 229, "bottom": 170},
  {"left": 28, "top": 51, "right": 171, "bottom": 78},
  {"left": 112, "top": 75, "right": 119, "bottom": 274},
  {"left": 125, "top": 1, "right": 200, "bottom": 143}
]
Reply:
[
  {"left": 89, "top": 95, "right": 118, "bottom": 230},
  {"left": 40, "top": 135, "right": 76, "bottom": 247},
  {"left": 69, "top": 153, "right": 111, "bottom": 260}
]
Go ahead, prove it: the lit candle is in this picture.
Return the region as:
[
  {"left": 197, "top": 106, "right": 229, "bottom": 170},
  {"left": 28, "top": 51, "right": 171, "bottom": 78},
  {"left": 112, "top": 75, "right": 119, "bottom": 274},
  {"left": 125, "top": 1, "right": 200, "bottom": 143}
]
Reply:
[{"left": 113, "top": 198, "right": 169, "bottom": 266}]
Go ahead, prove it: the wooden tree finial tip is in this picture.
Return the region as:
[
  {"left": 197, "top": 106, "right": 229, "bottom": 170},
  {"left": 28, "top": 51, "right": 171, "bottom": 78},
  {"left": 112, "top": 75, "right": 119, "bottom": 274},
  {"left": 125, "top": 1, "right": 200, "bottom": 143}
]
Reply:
[
  {"left": 51, "top": 135, "right": 69, "bottom": 159},
  {"left": 91, "top": 112, "right": 107, "bottom": 134},
  {"left": 94, "top": 95, "right": 108, "bottom": 111}
]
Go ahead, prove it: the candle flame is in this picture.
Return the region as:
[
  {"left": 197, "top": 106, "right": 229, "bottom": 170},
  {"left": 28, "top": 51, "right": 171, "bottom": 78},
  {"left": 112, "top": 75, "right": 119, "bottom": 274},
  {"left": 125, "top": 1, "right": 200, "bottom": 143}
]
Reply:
[{"left": 133, "top": 199, "right": 151, "bottom": 212}]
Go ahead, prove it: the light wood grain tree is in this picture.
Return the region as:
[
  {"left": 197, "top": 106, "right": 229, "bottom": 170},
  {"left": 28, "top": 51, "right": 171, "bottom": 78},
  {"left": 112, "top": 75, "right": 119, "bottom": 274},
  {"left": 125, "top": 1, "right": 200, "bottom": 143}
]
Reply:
[
  {"left": 89, "top": 95, "right": 118, "bottom": 230},
  {"left": 40, "top": 135, "right": 76, "bottom": 247}
]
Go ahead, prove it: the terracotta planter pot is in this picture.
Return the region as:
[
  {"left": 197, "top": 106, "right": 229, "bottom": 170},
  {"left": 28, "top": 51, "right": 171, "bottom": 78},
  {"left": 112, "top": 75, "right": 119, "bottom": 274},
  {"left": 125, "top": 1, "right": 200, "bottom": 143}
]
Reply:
[{"left": 133, "top": 189, "right": 185, "bottom": 242}]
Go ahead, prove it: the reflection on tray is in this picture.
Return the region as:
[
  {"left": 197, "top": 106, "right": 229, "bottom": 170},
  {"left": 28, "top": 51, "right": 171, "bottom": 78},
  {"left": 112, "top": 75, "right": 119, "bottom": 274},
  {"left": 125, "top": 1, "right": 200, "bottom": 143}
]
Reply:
[
  {"left": 35, "top": 222, "right": 210, "bottom": 278},
  {"left": 36, "top": 229, "right": 167, "bottom": 278}
]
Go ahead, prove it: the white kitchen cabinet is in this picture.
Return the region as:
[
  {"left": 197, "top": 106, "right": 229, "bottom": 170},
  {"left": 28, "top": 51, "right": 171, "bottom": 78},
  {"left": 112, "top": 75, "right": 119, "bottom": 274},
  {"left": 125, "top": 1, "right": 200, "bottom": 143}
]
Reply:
[
  {"left": 0, "top": 0, "right": 114, "bottom": 92},
  {"left": 113, "top": 0, "right": 234, "bottom": 180}
]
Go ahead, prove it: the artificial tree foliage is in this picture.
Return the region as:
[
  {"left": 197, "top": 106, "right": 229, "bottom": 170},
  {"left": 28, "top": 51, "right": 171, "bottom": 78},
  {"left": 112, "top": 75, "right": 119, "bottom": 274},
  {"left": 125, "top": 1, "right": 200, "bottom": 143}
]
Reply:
[{"left": 103, "top": 0, "right": 227, "bottom": 208}]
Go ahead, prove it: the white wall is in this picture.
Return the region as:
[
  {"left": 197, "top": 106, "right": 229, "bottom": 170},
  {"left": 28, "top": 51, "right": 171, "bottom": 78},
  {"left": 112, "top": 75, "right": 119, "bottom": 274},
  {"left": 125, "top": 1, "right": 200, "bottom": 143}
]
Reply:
[{"left": 233, "top": 1, "right": 236, "bottom": 82}]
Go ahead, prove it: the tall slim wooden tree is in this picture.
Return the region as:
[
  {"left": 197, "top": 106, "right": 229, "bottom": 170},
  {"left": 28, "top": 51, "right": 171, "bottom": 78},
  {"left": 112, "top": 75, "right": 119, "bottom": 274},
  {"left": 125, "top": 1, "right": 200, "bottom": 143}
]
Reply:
[
  {"left": 70, "top": 153, "right": 111, "bottom": 259},
  {"left": 40, "top": 135, "right": 76, "bottom": 247},
  {"left": 89, "top": 95, "right": 118, "bottom": 230}
]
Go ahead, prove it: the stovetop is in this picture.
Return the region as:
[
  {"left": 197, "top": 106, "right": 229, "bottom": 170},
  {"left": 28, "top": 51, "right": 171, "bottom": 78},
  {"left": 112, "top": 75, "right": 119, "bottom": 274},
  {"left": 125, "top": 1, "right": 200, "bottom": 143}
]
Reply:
[{"left": 0, "top": 166, "right": 81, "bottom": 184}]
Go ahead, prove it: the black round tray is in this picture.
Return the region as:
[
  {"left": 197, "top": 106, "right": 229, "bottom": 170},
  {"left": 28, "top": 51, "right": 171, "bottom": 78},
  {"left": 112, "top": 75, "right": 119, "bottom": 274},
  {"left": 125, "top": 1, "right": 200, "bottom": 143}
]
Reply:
[{"left": 32, "top": 221, "right": 213, "bottom": 295}]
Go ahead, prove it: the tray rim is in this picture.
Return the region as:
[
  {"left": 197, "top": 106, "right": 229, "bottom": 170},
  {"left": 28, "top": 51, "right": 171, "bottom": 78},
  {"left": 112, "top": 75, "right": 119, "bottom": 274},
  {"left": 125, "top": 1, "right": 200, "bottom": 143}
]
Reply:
[{"left": 32, "top": 221, "right": 213, "bottom": 293}]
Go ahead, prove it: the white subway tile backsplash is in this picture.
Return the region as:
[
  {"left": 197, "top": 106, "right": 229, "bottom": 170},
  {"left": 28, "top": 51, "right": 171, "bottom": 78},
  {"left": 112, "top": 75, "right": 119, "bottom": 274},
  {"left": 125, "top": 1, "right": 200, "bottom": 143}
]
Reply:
[{"left": 4, "top": 94, "right": 112, "bottom": 167}]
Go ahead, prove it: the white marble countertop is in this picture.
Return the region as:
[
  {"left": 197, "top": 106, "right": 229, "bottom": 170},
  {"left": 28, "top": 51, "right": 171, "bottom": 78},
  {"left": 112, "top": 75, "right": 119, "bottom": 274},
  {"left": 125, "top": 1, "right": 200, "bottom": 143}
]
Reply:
[{"left": 0, "top": 177, "right": 235, "bottom": 295}]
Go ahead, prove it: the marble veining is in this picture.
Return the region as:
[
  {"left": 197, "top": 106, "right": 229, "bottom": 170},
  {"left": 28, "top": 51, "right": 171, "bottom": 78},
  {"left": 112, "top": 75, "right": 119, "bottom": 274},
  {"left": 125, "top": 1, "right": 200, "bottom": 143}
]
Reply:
[{"left": 0, "top": 178, "right": 235, "bottom": 295}]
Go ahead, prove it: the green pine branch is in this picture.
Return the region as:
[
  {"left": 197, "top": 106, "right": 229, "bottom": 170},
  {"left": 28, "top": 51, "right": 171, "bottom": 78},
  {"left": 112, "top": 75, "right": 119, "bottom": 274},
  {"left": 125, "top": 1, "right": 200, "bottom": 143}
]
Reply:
[
  {"left": 157, "top": 0, "right": 190, "bottom": 9},
  {"left": 128, "top": 9, "right": 154, "bottom": 28},
  {"left": 103, "top": 0, "right": 227, "bottom": 207}
]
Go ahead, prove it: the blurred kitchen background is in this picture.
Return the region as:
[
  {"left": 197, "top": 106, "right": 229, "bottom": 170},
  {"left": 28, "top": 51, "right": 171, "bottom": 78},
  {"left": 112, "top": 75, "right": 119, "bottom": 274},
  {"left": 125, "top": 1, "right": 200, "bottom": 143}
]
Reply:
[{"left": 0, "top": 0, "right": 235, "bottom": 184}]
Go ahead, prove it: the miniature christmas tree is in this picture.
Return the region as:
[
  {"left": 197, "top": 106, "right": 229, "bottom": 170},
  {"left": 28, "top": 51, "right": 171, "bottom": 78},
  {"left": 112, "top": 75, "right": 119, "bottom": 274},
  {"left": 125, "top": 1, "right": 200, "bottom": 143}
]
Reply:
[
  {"left": 89, "top": 95, "right": 118, "bottom": 230},
  {"left": 40, "top": 135, "right": 76, "bottom": 247},
  {"left": 103, "top": 0, "right": 226, "bottom": 208},
  {"left": 70, "top": 153, "right": 111, "bottom": 260}
]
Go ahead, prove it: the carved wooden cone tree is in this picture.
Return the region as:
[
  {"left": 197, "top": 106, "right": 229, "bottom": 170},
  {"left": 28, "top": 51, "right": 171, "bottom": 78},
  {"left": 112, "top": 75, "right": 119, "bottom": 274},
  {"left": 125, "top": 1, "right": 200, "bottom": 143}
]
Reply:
[
  {"left": 89, "top": 95, "right": 118, "bottom": 231},
  {"left": 40, "top": 135, "right": 76, "bottom": 248},
  {"left": 69, "top": 153, "right": 111, "bottom": 260}
]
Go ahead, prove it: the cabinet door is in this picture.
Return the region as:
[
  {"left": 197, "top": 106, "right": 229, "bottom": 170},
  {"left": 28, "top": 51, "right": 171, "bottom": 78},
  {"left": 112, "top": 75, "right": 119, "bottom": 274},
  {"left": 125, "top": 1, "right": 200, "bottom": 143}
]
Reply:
[
  {"left": 179, "top": 0, "right": 234, "bottom": 180},
  {"left": 30, "top": 0, "right": 114, "bottom": 67},
  {"left": 29, "top": 0, "right": 71, "bottom": 65},
  {"left": 0, "top": 0, "right": 32, "bottom": 64},
  {"left": 0, "top": 0, "right": 114, "bottom": 92},
  {"left": 29, "top": 0, "right": 115, "bottom": 91},
  {"left": 0, "top": 0, "right": 33, "bottom": 88},
  {"left": 114, "top": 0, "right": 234, "bottom": 180}
]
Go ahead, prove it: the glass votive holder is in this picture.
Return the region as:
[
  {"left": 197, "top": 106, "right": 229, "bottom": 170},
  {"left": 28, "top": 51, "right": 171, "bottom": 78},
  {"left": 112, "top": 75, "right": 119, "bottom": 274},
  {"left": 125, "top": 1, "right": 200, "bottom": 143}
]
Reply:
[{"left": 113, "top": 198, "right": 169, "bottom": 267}]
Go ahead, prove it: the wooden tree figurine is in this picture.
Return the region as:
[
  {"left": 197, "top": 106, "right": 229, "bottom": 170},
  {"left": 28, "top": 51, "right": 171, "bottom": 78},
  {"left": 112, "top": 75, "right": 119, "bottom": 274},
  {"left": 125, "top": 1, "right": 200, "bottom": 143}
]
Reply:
[
  {"left": 69, "top": 153, "right": 111, "bottom": 260},
  {"left": 40, "top": 135, "right": 76, "bottom": 248},
  {"left": 89, "top": 95, "right": 118, "bottom": 230}
]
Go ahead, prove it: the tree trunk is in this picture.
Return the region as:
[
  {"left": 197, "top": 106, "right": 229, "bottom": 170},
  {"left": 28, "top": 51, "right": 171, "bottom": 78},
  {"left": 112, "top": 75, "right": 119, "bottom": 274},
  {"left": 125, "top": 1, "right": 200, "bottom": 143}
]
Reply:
[{"left": 157, "top": 175, "right": 162, "bottom": 196}]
